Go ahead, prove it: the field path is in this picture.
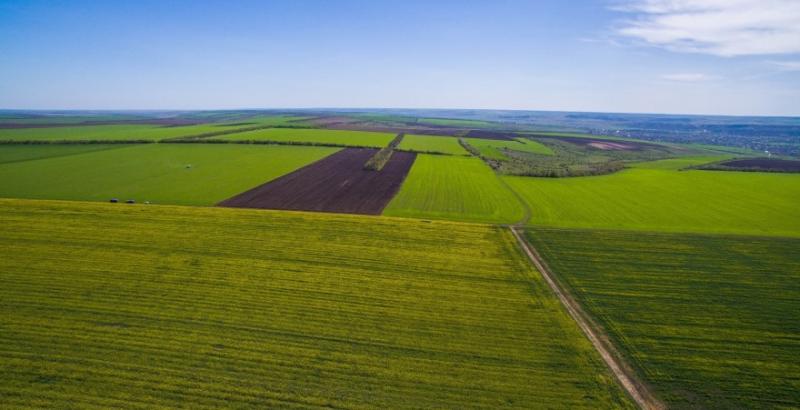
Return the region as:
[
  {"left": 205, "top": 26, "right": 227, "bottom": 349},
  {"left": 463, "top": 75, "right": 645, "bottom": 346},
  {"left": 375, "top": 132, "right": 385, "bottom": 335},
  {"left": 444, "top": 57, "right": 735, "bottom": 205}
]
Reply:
[
  {"left": 510, "top": 227, "right": 665, "bottom": 410},
  {"left": 496, "top": 175, "right": 531, "bottom": 225}
]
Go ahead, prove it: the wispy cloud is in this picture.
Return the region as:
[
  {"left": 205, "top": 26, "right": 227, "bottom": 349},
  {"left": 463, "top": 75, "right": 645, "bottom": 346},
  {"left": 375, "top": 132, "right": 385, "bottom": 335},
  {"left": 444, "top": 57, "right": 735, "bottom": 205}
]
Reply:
[
  {"left": 768, "top": 60, "right": 800, "bottom": 71},
  {"left": 660, "top": 73, "right": 716, "bottom": 82},
  {"left": 612, "top": 0, "right": 800, "bottom": 57}
]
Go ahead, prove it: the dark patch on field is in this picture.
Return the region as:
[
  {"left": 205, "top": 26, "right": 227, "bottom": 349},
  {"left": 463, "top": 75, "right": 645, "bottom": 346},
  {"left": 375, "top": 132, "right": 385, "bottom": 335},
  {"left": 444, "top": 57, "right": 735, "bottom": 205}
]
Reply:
[
  {"left": 528, "top": 134, "right": 664, "bottom": 151},
  {"left": 464, "top": 130, "right": 517, "bottom": 140},
  {"left": 716, "top": 157, "right": 800, "bottom": 172},
  {"left": 218, "top": 148, "right": 416, "bottom": 215}
]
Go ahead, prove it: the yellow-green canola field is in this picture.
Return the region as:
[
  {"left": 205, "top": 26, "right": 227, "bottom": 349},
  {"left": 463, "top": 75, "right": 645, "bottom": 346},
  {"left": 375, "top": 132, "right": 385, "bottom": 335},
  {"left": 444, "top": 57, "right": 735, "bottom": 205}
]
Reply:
[{"left": 0, "top": 199, "right": 632, "bottom": 409}]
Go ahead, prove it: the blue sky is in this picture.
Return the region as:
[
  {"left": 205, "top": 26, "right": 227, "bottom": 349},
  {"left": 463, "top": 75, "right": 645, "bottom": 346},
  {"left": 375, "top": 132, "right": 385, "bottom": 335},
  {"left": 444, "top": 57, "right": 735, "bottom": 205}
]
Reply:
[{"left": 1, "top": 0, "right": 798, "bottom": 116}]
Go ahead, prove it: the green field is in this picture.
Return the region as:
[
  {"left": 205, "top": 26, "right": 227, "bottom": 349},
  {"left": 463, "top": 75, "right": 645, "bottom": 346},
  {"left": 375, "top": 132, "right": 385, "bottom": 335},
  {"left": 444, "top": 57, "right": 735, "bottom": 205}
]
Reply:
[
  {"left": 0, "top": 144, "right": 336, "bottom": 205},
  {"left": 219, "top": 128, "right": 395, "bottom": 147},
  {"left": 384, "top": 155, "right": 525, "bottom": 223},
  {"left": 417, "top": 117, "right": 495, "bottom": 127},
  {"left": 396, "top": 134, "right": 468, "bottom": 155},
  {"left": 0, "top": 199, "right": 632, "bottom": 409},
  {"left": 0, "top": 144, "right": 130, "bottom": 165},
  {"left": 0, "top": 116, "right": 305, "bottom": 142},
  {"left": 465, "top": 137, "right": 553, "bottom": 160},
  {"left": 627, "top": 156, "right": 729, "bottom": 170},
  {"left": 0, "top": 124, "right": 225, "bottom": 141},
  {"left": 525, "top": 228, "right": 800, "bottom": 409},
  {"left": 505, "top": 158, "right": 800, "bottom": 237}
]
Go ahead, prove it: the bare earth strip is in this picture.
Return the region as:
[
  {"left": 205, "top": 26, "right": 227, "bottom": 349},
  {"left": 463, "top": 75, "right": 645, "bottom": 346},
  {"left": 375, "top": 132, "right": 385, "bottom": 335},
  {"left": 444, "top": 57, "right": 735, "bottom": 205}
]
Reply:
[
  {"left": 218, "top": 148, "right": 416, "bottom": 215},
  {"left": 510, "top": 227, "right": 665, "bottom": 410}
]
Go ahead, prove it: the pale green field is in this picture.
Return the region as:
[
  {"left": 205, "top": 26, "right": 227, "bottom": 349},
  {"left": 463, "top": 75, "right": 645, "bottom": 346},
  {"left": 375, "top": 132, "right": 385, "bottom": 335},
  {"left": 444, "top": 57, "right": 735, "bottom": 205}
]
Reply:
[
  {"left": 505, "top": 157, "right": 800, "bottom": 236},
  {"left": 384, "top": 155, "right": 525, "bottom": 224},
  {"left": 0, "top": 144, "right": 130, "bottom": 165},
  {"left": 219, "top": 128, "right": 395, "bottom": 147},
  {"left": 396, "top": 134, "right": 468, "bottom": 155},
  {"left": 0, "top": 144, "right": 337, "bottom": 205},
  {"left": 465, "top": 137, "right": 553, "bottom": 160},
  {"left": 0, "top": 199, "right": 632, "bottom": 409}
]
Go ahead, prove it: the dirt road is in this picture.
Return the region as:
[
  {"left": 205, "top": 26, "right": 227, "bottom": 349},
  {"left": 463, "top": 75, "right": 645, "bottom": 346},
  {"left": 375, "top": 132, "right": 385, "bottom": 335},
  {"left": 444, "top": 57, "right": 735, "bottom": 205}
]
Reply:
[{"left": 510, "top": 227, "right": 665, "bottom": 410}]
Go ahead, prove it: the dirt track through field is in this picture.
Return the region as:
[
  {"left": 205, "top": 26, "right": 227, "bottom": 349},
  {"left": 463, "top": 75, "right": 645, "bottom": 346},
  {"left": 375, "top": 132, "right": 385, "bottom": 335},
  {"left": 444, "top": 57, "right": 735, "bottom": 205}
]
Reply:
[
  {"left": 218, "top": 148, "right": 416, "bottom": 215},
  {"left": 510, "top": 227, "right": 664, "bottom": 410}
]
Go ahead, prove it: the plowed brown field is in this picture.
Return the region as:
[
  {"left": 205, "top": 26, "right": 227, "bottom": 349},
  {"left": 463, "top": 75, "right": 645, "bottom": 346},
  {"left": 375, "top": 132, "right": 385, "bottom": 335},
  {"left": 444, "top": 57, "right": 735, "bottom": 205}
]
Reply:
[{"left": 218, "top": 148, "right": 416, "bottom": 214}]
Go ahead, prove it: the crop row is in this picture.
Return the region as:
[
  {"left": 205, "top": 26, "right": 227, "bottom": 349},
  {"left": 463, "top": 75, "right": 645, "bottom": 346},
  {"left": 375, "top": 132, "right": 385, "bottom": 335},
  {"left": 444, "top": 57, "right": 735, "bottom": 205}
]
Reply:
[
  {"left": 0, "top": 199, "right": 632, "bottom": 409},
  {"left": 525, "top": 227, "right": 800, "bottom": 409}
]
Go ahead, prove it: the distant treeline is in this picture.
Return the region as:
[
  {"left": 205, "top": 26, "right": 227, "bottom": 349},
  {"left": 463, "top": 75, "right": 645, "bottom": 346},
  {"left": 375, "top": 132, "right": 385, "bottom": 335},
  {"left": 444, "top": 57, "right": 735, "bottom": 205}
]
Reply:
[
  {"left": 509, "top": 161, "right": 625, "bottom": 177},
  {"left": 394, "top": 148, "right": 462, "bottom": 156},
  {"left": 458, "top": 138, "right": 482, "bottom": 157}
]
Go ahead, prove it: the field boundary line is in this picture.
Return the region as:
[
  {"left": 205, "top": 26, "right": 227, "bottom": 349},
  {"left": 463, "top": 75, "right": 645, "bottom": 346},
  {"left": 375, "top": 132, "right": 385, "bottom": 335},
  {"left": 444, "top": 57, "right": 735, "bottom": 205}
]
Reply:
[{"left": 510, "top": 226, "right": 665, "bottom": 410}]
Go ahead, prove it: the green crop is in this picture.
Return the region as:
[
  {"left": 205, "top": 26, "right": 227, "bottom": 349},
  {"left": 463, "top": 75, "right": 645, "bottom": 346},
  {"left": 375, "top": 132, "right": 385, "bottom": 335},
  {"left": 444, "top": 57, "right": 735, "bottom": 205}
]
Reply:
[
  {"left": 525, "top": 227, "right": 800, "bottom": 409},
  {"left": 0, "top": 144, "right": 337, "bottom": 205},
  {"left": 220, "top": 128, "right": 395, "bottom": 147},
  {"left": 505, "top": 159, "right": 800, "bottom": 237},
  {"left": 384, "top": 154, "right": 526, "bottom": 223},
  {"left": 397, "top": 134, "right": 468, "bottom": 155},
  {"left": 0, "top": 199, "right": 632, "bottom": 409},
  {"left": 0, "top": 116, "right": 305, "bottom": 142},
  {"left": 0, "top": 144, "right": 129, "bottom": 165},
  {"left": 465, "top": 137, "right": 554, "bottom": 160}
]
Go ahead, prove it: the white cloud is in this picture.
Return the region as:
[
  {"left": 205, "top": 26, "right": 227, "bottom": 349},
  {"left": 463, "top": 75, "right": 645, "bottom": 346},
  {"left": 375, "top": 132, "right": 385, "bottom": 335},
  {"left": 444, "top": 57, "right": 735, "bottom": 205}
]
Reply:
[
  {"left": 660, "top": 73, "right": 716, "bottom": 82},
  {"left": 613, "top": 0, "right": 800, "bottom": 56}
]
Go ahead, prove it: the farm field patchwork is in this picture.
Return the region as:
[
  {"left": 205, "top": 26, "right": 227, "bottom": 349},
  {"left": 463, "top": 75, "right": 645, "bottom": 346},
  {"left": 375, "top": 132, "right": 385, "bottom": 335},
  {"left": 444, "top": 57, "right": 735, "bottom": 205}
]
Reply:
[
  {"left": 0, "top": 116, "right": 306, "bottom": 141},
  {"left": 383, "top": 154, "right": 525, "bottom": 224},
  {"left": 396, "top": 134, "right": 468, "bottom": 155},
  {"left": 218, "top": 128, "right": 396, "bottom": 147},
  {"left": 465, "top": 137, "right": 553, "bottom": 160},
  {"left": 417, "top": 117, "right": 495, "bottom": 127},
  {"left": 0, "top": 144, "right": 337, "bottom": 205},
  {"left": 525, "top": 227, "right": 800, "bottom": 409},
  {"left": 504, "top": 160, "right": 800, "bottom": 237},
  {"left": 0, "top": 123, "right": 251, "bottom": 142},
  {"left": 220, "top": 148, "right": 416, "bottom": 215},
  {"left": 0, "top": 199, "right": 633, "bottom": 409}
]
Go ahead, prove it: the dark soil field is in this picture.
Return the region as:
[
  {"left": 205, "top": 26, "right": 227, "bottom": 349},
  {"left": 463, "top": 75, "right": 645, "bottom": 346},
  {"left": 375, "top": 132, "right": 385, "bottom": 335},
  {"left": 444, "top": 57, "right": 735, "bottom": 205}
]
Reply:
[
  {"left": 218, "top": 148, "right": 416, "bottom": 214},
  {"left": 718, "top": 157, "right": 800, "bottom": 172}
]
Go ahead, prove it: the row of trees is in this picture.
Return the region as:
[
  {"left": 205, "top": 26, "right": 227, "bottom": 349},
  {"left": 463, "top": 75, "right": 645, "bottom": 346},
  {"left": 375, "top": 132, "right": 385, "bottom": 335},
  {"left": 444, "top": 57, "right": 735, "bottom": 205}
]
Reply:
[{"left": 364, "top": 133, "right": 405, "bottom": 171}]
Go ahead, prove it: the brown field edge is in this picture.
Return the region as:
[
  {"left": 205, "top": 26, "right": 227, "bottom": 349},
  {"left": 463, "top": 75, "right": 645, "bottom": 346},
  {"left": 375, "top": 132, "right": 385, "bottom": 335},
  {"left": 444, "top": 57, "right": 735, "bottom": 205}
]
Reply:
[{"left": 218, "top": 148, "right": 416, "bottom": 215}]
